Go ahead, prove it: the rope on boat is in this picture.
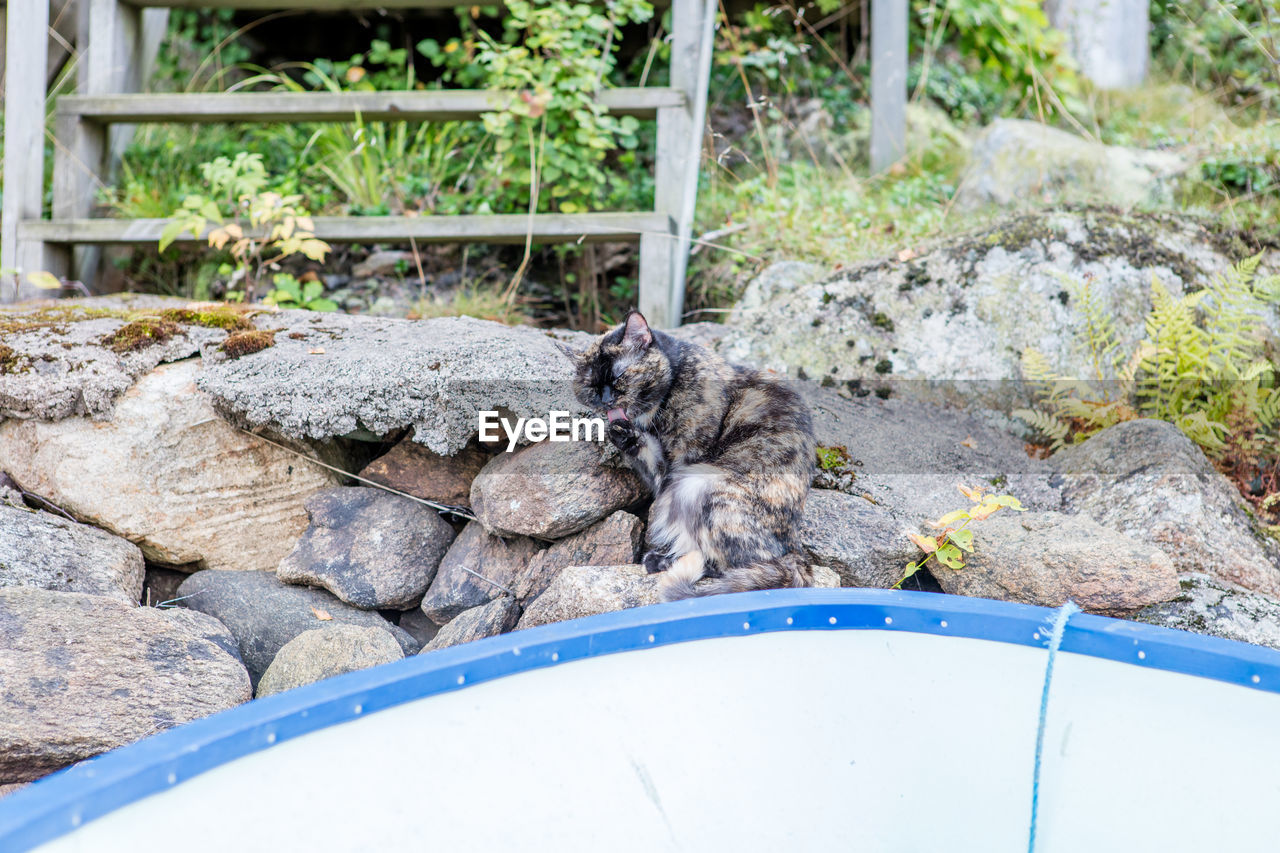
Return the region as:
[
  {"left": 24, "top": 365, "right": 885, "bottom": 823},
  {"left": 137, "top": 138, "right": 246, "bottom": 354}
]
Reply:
[{"left": 1028, "top": 600, "right": 1080, "bottom": 853}]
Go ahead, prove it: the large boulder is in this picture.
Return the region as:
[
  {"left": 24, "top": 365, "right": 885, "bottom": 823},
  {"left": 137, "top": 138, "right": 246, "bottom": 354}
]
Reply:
[
  {"left": 511, "top": 511, "right": 644, "bottom": 602},
  {"left": 1050, "top": 419, "right": 1280, "bottom": 596},
  {"left": 176, "top": 570, "right": 418, "bottom": 687},
  {"left": 954, "top": 120, "right": 1187, "bottom": 211},
  {"left": 1133, "top": 573, "right": 1280, "bottom": 651},
  {"left": 0, "top": 588, "right": 250, "bottom": 783},
  {"left": 797, "top": 489, "right": 915, "bottom": 588},
  {"left": 0, "top": 502, "right": 144, "bottom": 603},
  {"left": 0, "top": 359, "right": 339, "bottom": 572},
  {"left": 196, "top": 313, "right": 591, "bottom": 455},
  {"left": 419, "top": 521, "right": 541, "bottom": 626},
  {"left": 518, "top": 564, "right": 660, "bottom": 629},
  {"left": 256, "top": 624, "right": 404, "bottom": 697},
  {"left": 358, "top": 438, "right": 492, "bottom": 509},
  {"left": 420, "top": 596, "right": 523, "bottom": 653},
  {"left": 929, "top": 511, "right": 1179, "bottom": 615},
  {"left": 276, "top": 487, "right": 457, "bottom": 610},
  {"left": 718, "top": 208, "right": 1279, "bottom": 411},
  {"left": 470, "top": 440, "right": 646, "bottom": 539}
]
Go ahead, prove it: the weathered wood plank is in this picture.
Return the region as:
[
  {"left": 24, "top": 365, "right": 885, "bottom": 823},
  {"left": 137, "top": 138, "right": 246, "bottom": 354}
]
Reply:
[
  {"left": 20, "top": 212, "right": 676, "bottom": 246},
  {"left": 57, "top": 88, "right": 686, "bottom": 123},
  {"left": 869, "top": 0, "right": 907, "bottom": 172}
]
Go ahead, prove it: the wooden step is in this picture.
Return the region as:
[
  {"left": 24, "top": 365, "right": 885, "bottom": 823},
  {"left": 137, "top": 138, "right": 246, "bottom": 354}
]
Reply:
[
  {"left": 19, "top": 212, "right": 675, "bottom": 246},
  {"left": 57, "top": 88, "right": 685, "bottom": 124}
]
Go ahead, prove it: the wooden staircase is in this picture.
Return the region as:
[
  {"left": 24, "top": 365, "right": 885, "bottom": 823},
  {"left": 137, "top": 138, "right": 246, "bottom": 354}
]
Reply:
[{"left": 2, "top": 0, "right": 714, "bottom": 326}]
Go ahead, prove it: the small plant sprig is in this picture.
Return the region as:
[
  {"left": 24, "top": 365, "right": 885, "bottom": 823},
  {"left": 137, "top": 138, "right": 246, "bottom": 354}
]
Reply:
[
  {"left": 263, "top": 273, "right": 339, "bottom": 312},
  {"left": 896, "top": 484, "right": 1026, "bottom": 588}
]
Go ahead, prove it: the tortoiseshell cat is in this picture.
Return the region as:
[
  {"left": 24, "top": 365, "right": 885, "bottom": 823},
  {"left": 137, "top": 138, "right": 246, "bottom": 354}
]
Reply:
[{"left": 560, "top": 312, "right": 815, "bottom": 601}]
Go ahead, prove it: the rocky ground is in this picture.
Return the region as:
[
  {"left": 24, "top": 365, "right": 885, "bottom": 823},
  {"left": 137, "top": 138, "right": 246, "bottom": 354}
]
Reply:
[{"left": 3, "top": 195, "right": 1280, "bottom": 793}]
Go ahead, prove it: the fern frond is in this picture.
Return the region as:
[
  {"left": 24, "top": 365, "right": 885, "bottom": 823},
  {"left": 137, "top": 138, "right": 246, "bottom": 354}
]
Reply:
[{"left": 1013, "top": 408, "right": 1070, "bottom": 449}]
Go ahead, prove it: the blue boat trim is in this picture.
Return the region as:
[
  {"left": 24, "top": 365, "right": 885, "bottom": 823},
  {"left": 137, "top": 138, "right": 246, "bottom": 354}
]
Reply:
[{"left": 3, "top": 588, "right": 1280, "bottom": 852}]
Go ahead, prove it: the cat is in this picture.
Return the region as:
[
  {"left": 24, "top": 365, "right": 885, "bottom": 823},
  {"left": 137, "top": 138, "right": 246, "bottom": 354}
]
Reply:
[{"left": 559, "top": 311, "right": 816, "bottom": 601}]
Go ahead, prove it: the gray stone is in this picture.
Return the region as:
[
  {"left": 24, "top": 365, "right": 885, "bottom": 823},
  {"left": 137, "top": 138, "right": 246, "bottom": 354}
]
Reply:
[
  {"left": 395, "top": 607, "right": 441, "bottom": 648},
  {"left": 471, "top": 440, "right": 646, "bottom": 539},
  {"left": 801, "top": 383, "right": 1062, "bottom": 528},
  {"left": 717, "top": 209, "right": 1278, "bottom": 412},
  {"left": 518, "top": 564, "right": 660, "bottom": 629},
  {"left": 930, "top": 511, "right": 1179, "bottom": 615},
  {"left": 0, "top": 502, "right": 144, "bottom": 603},
  {"left": 158, "top": 607, "right": 243, "bottom": 663},
  {"left": 352, "top": 250, "right": 416, "bottom": 278},
  {"left": 1133, "top": 573, "right": 1280, "bottom": 651},
  {"left": 797, "top": 489, "right": 915, "bottom": 588},
  {"left": 176, "top": 570, "right": 419, "bottom": 687},
  {"left": 358, "top": 438, "right": 491, "bottom": 509},
  {"left": 256, "top": 624, "right": 404, "bottom": 697},
  {"left": 421, "top": 596, "right": 523, "bottom": 652},
  {"left": 142, "top": 565, "right": 188, "bottom": 607},
  {"left": 954, "top": 120, "right": 1184, "bottom": 210},
  {"left": 196, "top": 313, "right": 594, "bottom": 455},
  {"left": 0, "top": 587, "right": 250, "bottom": 783},
  {"left": 1050, "top": 419, "right": 1280, "bottom": 596},
  {"left": 810, "top": 565, "right": 841, "bottom": 588},
  {"left": 0, "top": 359, "right": 340, "bottom": 572},
  {"left": 420, "top": 521, "right": 541, "bottom": 625},
  {"left": 511, "top": 511, "right": 644, "bottom": 602},
  {"left": 276, "top": 487, "right": 457, "bottom": 610}
]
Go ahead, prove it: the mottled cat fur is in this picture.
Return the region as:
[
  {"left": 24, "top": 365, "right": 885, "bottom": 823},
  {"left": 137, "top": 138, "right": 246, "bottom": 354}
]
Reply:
[{"left": 560, "top": 311, "right": 815, "bottom": 601}]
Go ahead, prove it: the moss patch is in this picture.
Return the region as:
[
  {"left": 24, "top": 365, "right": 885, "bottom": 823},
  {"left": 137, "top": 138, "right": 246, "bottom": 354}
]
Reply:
[
  {"left": 157, "top": 304, "right": 256, "bottom": 332},
  {"left": 102, "top": 319, "right": 184, "bottom": 353},
  {"left": 0, "top": 344, "right": 19, "bottom": 374},
  {"left": 221, "top": 329, "right": 276, "bottom": 359}
]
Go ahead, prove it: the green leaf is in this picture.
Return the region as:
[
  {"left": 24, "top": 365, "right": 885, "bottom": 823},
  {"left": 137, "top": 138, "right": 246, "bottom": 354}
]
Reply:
[
  {"left": 950, "top": 528, "right": 974, "bottom": 552},
  {"left": 158, "top": 218, "right": 192, "bottom": 253},
  {"left": 993, "top": 495, "right": 1026, "bottom": 511},
  {"left": 302, "top": 280, "right": 323, "bottom": 303},
  {"left": 307, "top": 298, "right": 340, "bottom": 313},
  {"left": 935, "top": 544, "right": 965, "bottom": 569},
  {"left": 894, "top": 561, "right": 921, "bottom": 589},
  {"left": 25, "top": 270, "right": 63, "bottom": 290}
]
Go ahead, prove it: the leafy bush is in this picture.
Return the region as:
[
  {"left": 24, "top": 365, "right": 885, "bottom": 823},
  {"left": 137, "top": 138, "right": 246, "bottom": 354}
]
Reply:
[{"left": 1150, "top": 0, "right": 1280, "bottom": 113}]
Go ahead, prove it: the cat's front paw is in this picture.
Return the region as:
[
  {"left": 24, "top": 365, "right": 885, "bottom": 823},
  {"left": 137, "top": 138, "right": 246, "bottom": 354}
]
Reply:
[
  {"left": 642, "top": 550, "right": 673, "bottom": 574},
  {"left": 608, "top": 420, "right": 639, "bottom": 454}
]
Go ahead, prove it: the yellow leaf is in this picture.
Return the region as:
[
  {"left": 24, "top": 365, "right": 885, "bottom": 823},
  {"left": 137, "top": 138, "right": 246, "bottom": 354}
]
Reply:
[
  {"left": 957, "top": 484, "right": 985, "bottom": 501},
  {"left": 960, "top": 436, "right": 978, "bottom": 449},
  {"left": 933, "top": 509, "right": 970, "bottom": 527},
  {"left": 897, "top": 248, "right": 917, "bottom": 262},
  {"left": 308, "top": 347, "right": 326, "bottom": 355},
  {"left": 968, "top": 503, "right": 1000, "bottom": 521},
  {"left": 208, "top": 227, "right": 230, "bottom": 250},
  {"left": 223, "top": 223, "right": 243, "bottom": 240},
  {"left": 296, "top": 216, "right": 316, "bottom": 234},
  {"left": 311, "top": 607, "right": 333, "bottom": 621},
  {"left": 908, "top": 533, "right": 938, "bottom": 554},
  {"left": 25, "top": 270, "right": 63, "bottom": 290}
]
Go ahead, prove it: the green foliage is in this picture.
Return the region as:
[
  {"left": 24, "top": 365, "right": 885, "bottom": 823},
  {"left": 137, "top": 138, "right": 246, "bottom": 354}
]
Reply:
[
  {"left": 816, "top": 444, "right": 854, "bottom": 473},
  {"left": 1017, "top": 256, "right": 1280, "bottom": 458},
  {"left": 1150, "top": 0, "right": 1280, "bottom": 114},
  {"left": 264, "top": 273, "right": 339, "bottom": 312},
  {"left": 897, "top": 484, "right": 1026, "bottom": 587},
  {"left": 1198, "top": 124, "right": 1280, "bottom": 195},
  {"left": 152, "top": 10, "right": 251, "bottom": 91}
]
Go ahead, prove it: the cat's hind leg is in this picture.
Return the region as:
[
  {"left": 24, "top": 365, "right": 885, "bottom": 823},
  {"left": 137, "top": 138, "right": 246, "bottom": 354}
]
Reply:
[{"left": 657, "top": 551, "right": 707, "bottom": 602}]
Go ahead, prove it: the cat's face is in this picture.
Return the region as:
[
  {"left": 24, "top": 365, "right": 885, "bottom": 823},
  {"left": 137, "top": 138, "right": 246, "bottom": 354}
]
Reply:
[{"left": 560, "top": 312, "right": 672, "bottom": 428}]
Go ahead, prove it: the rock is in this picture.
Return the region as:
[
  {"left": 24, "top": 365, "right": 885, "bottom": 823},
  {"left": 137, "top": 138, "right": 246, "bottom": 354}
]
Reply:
[
  {"left": 276, "top": 487, "right": 457, "bottom": 610},
  {"left": 1133, "top": 573, "right": 1280, "bottom": 651},
  {"left": 929, "top": 511, "right": 1178, "bottom": 615},
  {"left": 158, "top": 607, "right": 244, "bottom": 663},
  {"left": 0, "top": 502, "right": 144, "bottom": 603},
  {"left": 256, "top": 624, "right": 404, "bottom": 697},
  {"left": 358, "top": 438, "right": 491, "bottom": 509},
  {"left": 717, "top": 208, "right": 1279, "bottom": 411},
  {"left": 0, "top": 783, "right": 26, "bottom": 799},
  {"left": 0, "top": 295, "right": 225, "bottom": 422},
  {"left": 954, "top": 120, "right": 1186, "bottom": 211},
  {"left": 395, "top": 607, "right": 441, "bottom": 648},
  {"left": 419, "top": 521, "right": 541, "bottom": 626},
  {"left": 142, "top": 565, "right": 188, "bottom": 607},
  {"left": 810, "top": 565, "right": 841, "bottom": 588},
  {"left": 797, "top": 489, "right": 915, "bottom": 588},
  {"left": 471, "top": 440, "right": 646, "bottom": 539},
  {"left": 666, "top": 322, "right": 730, "bottom": 350},
  {"left": 1050, "top": 419, "right": 1280, "bottom": 596},
  {"left": 420, "top": 596, "right": 523, "bottom": 652},
  {"left": 352, "top": 250, "right": 416, "bottom": 278},
  {"left": 511, "top": 511, "right": 644, "bottom": 602},
  {"left": 0, "top": 588, "right": 250, "bottom": 783},
  {"left": 176, "top": 570, "right": 419, "bottom": 687},
  {"left": 197, "top": 313, "right": 593, "bottom": 455},
  {"left": 518, "top": 564, "right": 659, "bottom": 629},
  {"left": 0, "top": 359, "right": 340, "bottom": 571},
  {"left": 801, "top": 384, "right": 1062, "bottom": 527}
]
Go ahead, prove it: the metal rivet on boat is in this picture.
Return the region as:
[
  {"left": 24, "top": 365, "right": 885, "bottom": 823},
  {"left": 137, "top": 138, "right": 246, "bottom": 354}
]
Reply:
[
  {"left": 828, "top": 616, "right": 837, "bottom": 625},
  {"left": 266, "top": 732, "right": 276, "bottom": 745},
  {"left": 1033, "top": 633, "right": 1041, "bottom": 641},
  {"left": 940, "top": 620, "right": 948, "bottom": 628},
  {"left": 743, "top": 622, "right": 750, "bottom": 630},
  {"left": 884, "top": 617, "right": 893, "bottom": 625},
  {"left": 457, "top": 675, "right": 465, "bottom": 685},
  {"left": 354, "top": 704, "right": 363, "bottom": 715},
  {"left": 71, "top": 813, "right": 81, "bottom": 828},
  {"left": 167, "top": 773, "right": 176, "bottom": 785},
  {"left": 551, "top": 652, "right": 559, "bottom": 662},
  {"left": 512, "top": 648, "right": 521, "bottom": 656},
  {"left": 786, "top": 617, "right": 794, "bottom": 625},
  {"left": 1137, "top": 651, "right": 1146, "bottom": 660},
  {"left": 1253, "top": 675, "right": 1261, "bottom": 684}
]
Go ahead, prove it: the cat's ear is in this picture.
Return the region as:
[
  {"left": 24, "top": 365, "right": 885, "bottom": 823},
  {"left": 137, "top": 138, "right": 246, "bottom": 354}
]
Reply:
[{"left": 622, "top": 311, "right": 653, "bottom": 352}]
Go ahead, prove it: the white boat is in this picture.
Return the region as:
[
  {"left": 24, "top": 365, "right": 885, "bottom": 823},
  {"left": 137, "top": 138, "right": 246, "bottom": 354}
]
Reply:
[{"left": 2, "top": 588, "right": 1278, "bottom": 852}]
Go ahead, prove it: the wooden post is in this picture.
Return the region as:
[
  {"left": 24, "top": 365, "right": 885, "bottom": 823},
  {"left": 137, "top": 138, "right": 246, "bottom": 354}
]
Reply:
[
  {"left": 1047, "top": 0, "right": 1148, "bottom": 89},
  {"left": 869, "top": 0, "right": 906, "bottom": 173}
]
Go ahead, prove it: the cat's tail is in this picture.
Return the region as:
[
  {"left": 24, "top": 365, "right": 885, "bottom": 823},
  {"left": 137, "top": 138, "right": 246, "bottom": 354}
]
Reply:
[{"left": 659, "top": 552, "right": 812, "bottom": 602}]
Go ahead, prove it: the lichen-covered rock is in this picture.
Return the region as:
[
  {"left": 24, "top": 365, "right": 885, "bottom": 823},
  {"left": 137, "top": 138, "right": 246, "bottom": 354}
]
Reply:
[
  {"left": 256, "top": 624, "right": 404, "bottom": 697},
  {"left": 197, "top": 313, "right": 594, "bottom": 455},
  {"left": 358, "top": 438, "right": 492, "bottom": 509},
  {"left": 1133, "top": 573, "right": 1280, "bottom": 651},
  {"left": 276, "top": 487, "right": 457, "bottom": 610},
  {"left": 717, "top": 208, "right": 1279, "bottom": 411},
  {"left": 421, "top": 596, "right": 522, "bottom": 652},
  {"left": 0, "top": 502, "right": 144, "bottom": 603},
  {"left": 0, "top": 588, "right": 251, "bottom": 783},
  {"left": 518, "top": 564, "right": 659, "bottom": 629},
  {"left": 511, "top": 511, "right": 644, "bottom": 602},
  {"left": 797, "top": 489, "right": 914, "bottom": 588},
  {"left": 0, "top": 359, "right": 340, "bottom": 572},
  {"left": 1050, "top": 419, "right": 1280, "bottom": 596},
  {"left": 176, "top": 570, "right": 418, "bottom": 687},
  {"left": 930, "top": 511, "right": 1179, "bottom": 615},
  {"left": 420, "top": 521, "right": 541, "bottom": 626},
  {"left": 954, "top": 119, "right": 1187, "bottom": 211},
  {"left": 471, "top": 440, "right": 646, "bottom": 539}
]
